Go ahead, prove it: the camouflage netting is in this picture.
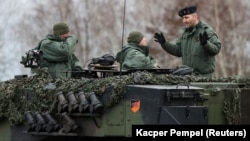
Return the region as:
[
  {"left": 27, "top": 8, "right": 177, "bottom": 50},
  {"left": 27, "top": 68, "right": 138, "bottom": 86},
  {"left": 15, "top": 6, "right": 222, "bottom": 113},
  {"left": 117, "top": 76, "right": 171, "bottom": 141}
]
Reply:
[
  {"left": 223, "top": 88, "right": 241, "bottom": 124},
  {"left": 0, "top": 68, "right": 249, "bottom": 125}
]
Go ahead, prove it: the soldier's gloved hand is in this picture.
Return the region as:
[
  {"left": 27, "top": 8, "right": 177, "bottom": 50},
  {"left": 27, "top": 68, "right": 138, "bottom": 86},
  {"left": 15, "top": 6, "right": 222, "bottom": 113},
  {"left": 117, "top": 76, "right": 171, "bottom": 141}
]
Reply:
[
  {"left": 199, "top": 31, "right": 208, "bottom": 46},
  {"left": 154, "top": 32, "right": 166, "bottom": 46}
]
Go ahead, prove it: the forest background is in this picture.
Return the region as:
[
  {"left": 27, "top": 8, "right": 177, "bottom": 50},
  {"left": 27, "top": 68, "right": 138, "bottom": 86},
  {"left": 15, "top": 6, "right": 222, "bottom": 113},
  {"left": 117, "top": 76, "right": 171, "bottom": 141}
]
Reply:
[{"left": 0, "top": 0, "right": 249, "bottom": 81}]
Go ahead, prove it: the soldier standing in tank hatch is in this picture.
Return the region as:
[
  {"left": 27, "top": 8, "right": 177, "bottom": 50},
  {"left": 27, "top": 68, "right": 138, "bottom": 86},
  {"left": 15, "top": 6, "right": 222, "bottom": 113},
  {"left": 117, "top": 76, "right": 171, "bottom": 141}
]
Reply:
[
  {"left": 116, "top": 31, "right": 160, "bottom": 70},
  {"left": 35, "top": 22, "right": 83, "bottom": 79},
  {"left": 154, "top": 6, "right": 221, "bottom": 78}
]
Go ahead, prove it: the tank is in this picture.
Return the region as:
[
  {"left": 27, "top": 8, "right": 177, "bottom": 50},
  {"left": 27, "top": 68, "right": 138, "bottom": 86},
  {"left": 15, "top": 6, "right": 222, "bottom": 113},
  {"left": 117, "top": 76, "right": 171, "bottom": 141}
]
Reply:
[{"left": 0, "top": 66, "right": 250, "bottom": 141}]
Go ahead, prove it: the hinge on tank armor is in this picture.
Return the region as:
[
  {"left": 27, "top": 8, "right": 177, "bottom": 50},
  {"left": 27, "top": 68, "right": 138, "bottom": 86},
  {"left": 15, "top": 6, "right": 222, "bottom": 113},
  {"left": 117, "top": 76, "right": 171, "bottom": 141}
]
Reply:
[{"left": 165, "top": 83, "right": 204, "bottom": 101}]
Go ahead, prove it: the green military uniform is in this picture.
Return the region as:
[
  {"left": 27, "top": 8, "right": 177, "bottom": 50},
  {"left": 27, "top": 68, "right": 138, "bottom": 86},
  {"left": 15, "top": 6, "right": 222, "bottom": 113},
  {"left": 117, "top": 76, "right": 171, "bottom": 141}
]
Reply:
[
  {"left": 162, "top": 21, "right": 221, "bottom": 77},
  {"left": 116, "top": 43, "right": 156, "bottom": 70},
  {"left": 39, "top": 34, "right": 82, "bottom": 79},
  {"left": 37, "top": 22, "right": 83, "bottom": 79}
]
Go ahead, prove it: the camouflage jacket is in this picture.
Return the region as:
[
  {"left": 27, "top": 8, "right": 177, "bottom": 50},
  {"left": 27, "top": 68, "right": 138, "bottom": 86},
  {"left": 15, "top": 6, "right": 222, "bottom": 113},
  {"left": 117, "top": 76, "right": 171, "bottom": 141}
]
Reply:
[
  {"left": 162, "top": 21, "right": 221, "bottom": 77},
  {"left": 115, "top": 43, "right": 156, "bottom": 70},
  {"left": 38, "top": 34, "right": 82, "bottom": 79}
]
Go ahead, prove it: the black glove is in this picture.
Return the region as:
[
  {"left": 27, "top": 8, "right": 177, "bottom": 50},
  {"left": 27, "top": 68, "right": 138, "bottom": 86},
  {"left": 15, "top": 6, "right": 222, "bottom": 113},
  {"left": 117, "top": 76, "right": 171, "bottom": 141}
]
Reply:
[
  {"left": 199, "top": 31, "right": 208, "bottom": 46},
  {"left": 154, "top": 32, "right": 166, "bottom": 46}
]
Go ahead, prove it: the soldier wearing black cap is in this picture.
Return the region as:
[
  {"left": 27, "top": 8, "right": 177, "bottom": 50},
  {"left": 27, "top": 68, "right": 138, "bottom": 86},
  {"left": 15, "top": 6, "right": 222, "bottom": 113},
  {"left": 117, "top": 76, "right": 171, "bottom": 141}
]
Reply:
[
  {"left": 35, "top": 22, "right": 83, "bottom": 79},
  {"left": 154, "top": 6, "right": 221, "bottom": 77},
  {"left": 115, "top": 31, "right": 159, "bottom": 70},
  {"left": 178, "top": 6, "right": 197, "bottom": 17}
]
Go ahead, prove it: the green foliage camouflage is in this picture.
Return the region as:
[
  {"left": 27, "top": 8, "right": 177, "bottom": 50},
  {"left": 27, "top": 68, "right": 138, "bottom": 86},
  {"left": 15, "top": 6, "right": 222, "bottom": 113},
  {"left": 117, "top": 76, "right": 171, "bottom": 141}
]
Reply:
[
  {"left": 223, "top": 88, "right": 241, "bottom": 124},
  {"left": 0, "top": 68, "right": 249, "bottom": 125}
]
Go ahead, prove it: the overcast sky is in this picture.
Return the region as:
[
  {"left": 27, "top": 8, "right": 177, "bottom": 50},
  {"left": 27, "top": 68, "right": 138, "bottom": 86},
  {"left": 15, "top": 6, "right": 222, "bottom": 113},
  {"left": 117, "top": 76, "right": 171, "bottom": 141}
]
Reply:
[{"left": 0, "top": 0, "right": 31, "bottom": 81}]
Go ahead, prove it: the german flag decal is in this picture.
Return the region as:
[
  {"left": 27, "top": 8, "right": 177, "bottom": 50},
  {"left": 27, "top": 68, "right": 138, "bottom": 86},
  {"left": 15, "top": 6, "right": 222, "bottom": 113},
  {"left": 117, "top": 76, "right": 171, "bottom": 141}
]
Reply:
[{"left": 131, "top": 99, "right": 140, "bottom": 113}]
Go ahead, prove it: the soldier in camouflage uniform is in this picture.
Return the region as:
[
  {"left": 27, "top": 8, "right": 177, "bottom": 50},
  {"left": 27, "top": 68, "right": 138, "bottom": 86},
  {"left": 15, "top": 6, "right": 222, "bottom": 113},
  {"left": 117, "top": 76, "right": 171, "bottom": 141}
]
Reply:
[
  {"left": 116, "top": 31, "right": 159, "bottom": 70},
  {"left": 154, "top": 6, "right": 221, "bottom": 77},
  {"left": 38, "top": 22, "right": 83, "bottom": 79}
]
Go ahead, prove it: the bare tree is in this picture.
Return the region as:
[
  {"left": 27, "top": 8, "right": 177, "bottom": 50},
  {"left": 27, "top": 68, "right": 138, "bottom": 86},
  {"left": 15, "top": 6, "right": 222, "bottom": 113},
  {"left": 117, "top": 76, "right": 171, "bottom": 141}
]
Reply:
[
  {"left": 132, "top": 0, "right": 250, "bottom": 77},
  {"left": 1, "top": 0, "right": 249, "bottom": 80},
  {"left": 0, "top": 1, "right": 27, "bottom": 80}
]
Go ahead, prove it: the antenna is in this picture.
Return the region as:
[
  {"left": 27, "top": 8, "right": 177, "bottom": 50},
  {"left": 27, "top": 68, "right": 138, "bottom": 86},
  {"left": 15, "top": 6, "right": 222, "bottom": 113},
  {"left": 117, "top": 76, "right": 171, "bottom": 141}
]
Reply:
[{"left": 119, "top": 0, "right": 127, "bottom": 77}]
